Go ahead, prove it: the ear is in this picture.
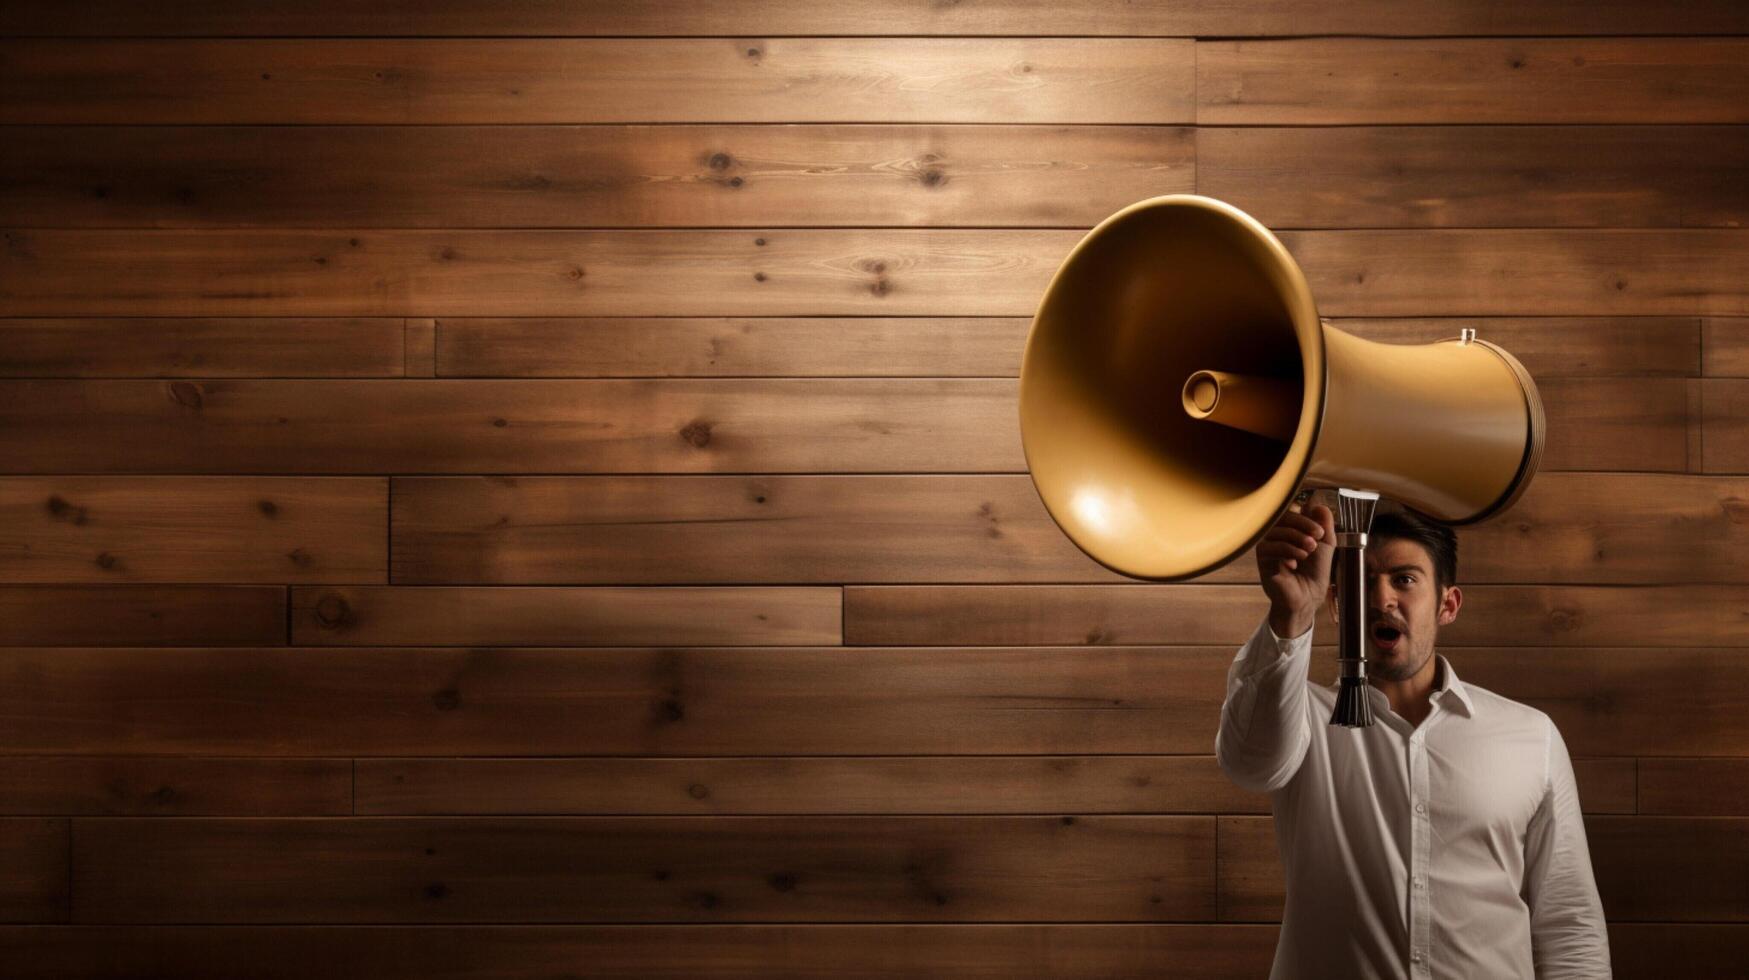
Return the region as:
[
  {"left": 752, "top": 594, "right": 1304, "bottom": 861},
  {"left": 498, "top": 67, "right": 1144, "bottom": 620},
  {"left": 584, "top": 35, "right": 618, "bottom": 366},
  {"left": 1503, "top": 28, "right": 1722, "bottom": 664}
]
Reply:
[{"left": 1437, "top": 584, "right": 1462, "bottom": 626}]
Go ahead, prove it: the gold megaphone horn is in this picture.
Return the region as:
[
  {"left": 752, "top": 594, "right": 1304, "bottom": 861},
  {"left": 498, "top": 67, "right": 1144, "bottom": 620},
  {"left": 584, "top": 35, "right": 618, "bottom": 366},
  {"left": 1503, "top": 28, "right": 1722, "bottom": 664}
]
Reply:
[{"left": 1018, "top": 194, "right": 1545, "bottom": 727}]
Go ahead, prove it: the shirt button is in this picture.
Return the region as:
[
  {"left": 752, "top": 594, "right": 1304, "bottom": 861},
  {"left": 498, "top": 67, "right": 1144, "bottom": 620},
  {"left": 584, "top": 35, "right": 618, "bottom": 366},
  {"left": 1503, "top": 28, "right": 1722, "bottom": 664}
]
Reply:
[
  {"left": 1412, "top": 952, "right": 1423, "bottom": 964},
  {"left": 1415, "top": 801, "right": 1427, "bottom": 814},
  {"left": 1413, "top": 878, "right": 1425, "bottom": 889}
]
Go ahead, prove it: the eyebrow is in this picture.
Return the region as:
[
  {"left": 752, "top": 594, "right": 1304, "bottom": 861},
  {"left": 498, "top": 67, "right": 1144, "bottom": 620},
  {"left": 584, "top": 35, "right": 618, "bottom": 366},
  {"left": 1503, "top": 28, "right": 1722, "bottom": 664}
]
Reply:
[{"left": 1384, "top": 564, "right": 1426, "bottom": 574}]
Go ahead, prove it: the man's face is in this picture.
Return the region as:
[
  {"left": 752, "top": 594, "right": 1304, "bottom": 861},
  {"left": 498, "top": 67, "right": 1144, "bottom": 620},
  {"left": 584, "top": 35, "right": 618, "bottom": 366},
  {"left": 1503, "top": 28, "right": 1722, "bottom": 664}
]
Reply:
[{"left": 1329, "top": 537, "right": 1461, "bottom": 682}]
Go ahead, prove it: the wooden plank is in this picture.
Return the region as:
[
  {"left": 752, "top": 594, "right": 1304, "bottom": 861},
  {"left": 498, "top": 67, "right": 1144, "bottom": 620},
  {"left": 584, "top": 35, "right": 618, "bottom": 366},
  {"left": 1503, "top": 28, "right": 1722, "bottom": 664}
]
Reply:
[
  {"left": 3, "top": 0, "right": 1746, "bottom": 36},
  {"left": 288, "top": 586, "right": 842, "bottom": 647},
  {"left": 1704, "top": 318, "right": 1748, "bottom": 377},
  {"left": 1220, "top": 815, "right": 1749, "bottom": 923},
  {"left": 356, "top": 755, "right": 1264, "bottom": 816},
  {"left": 403, "top": 319, "right": 435, "bottom": 378},
  {"left": 0, "top": 586, "right": 285, "bottom": 646},
  {"left": 1198, "top": 127, "right": 1749, "bottom": 229},
  {"left": 0, "top": 758, "right": 350, "bottom": 816},
  {"left": 0, "top": 645, "right": 1235, "bottom": 757},
  {"left": 1216, "top": 817, "right": 1279, "bottom": 922},
  {"left": 1198, "top": 39, "right": 1749, "bottom": 125},
  {"left": 1575, "top": 759, "right": 1638, "bottom": 816},
  {"left": 843, "top": 584, "right": 1749, "bottom": 648},
  {"left": 4, "top": 230, "right": 1743, "bottom": 318},
  {"left": 389, "top": 474, "right": 1126, "bottom": 585},
  {"left": 70, "top": 815, "right": 1217, "bottom": 923},
  {"left": 0, "top": 125, "right": 1195, "bottom": 229},
  {"left": 1610, "top": 924, "right": 1749, "bottom": 980},
  {"left": 0, "top": 318, "right": 404, "bottom": 378},
  {"left": 0, "top": 379, "right": 1024, "bottom": 475},
  {"left": 1638, "top": 759, "right": 1749, "bottom": 816},
  {"left": 0, "top": 229, "right": 1071, "bottom": 318},
  {"left": 1445, "top": 473, "right": 1749, "bottom": 586},
  {"left": 434, "top": 316, "right": 1696, "bottom": 380},
  {"left": 1272, "top": 231, "right": 1749, "bottom": 319},
  {"left": 391, "top": 472, "right": 1749, "bottom": 586},
  {"left": 1701, "top": 379, "right": 1749, "bottom": 473},
  {"left": 0, "top": 923, "right": 1741, "bottom": 980},
  {"left": 0, "top": 924, "right": 1283, "bottom": 979},
  {"left": 0, "top": 477, "right": 386, "bottom": 584},
  {"left": 354, "top": 755, "right": 1632, "bottom": 817},
  {"left": 1, "top": 645, "right": 1744, "bottom": 759},
  {"left": 1586, "top": 817, "right": 1749, "bottom": 922},
  {"left": 1415, "top": 650, "right": 1749, "bottom": 760},
  {"left": 0, "top": 377, "right": 1693, "bottom": 475},
  {"left": 0, "top": 819, "right": 67, "bottom": 923},
  {"left": 435, "top": 317, "right": 1031, "bottom": 378},
  {"left": 0, "top": 39, "right": 1196, "bottom": 125}
]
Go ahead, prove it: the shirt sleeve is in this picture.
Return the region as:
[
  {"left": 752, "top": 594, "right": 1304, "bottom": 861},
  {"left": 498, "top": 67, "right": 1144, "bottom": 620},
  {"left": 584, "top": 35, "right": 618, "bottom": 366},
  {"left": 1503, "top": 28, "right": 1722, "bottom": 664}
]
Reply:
[
  {"left": 1523, "top": 718, "right": 1613, "bottom": 978},
  {"left": 1215, "top": 615, "right": 1314, "bottom": 794}
]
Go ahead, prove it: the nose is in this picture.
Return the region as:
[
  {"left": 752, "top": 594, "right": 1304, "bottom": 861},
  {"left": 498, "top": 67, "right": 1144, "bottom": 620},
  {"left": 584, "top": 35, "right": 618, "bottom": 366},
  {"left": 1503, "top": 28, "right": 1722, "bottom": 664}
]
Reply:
[{"left": 1369, "top": 584, "right": 1398, "bottom": 617}]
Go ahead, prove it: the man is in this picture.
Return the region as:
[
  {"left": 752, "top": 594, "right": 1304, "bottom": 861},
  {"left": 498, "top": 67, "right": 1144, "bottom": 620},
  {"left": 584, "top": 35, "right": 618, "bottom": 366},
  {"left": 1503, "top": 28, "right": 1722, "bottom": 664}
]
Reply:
[{"left": 1216, "top": 496, "right": 1611, "bottom": 979}]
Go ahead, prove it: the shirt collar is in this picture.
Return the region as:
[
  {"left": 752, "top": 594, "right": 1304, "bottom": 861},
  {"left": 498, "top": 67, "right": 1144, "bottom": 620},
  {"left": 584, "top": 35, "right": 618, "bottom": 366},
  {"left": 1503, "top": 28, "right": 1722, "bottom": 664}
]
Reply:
[{"left": 1429, "top": 654, "right": 1475, "bottom": 717}]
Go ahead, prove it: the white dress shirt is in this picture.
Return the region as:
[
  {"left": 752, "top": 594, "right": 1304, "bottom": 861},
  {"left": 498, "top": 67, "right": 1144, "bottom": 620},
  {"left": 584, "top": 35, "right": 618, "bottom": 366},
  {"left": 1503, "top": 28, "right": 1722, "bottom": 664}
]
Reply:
[{"left": 1216, "top": 616, "right": 1611, "bottom": 979}]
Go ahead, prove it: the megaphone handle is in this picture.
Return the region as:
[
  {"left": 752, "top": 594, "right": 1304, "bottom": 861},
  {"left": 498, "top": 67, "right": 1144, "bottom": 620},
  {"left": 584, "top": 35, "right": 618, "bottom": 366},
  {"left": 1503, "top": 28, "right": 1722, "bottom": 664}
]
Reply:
[
  {"left": 1329, "top": 487, "right": 1382, "bottom": 728},
  {"left": 1330, "top": 538, "right": 1375, "bottom": 727}
]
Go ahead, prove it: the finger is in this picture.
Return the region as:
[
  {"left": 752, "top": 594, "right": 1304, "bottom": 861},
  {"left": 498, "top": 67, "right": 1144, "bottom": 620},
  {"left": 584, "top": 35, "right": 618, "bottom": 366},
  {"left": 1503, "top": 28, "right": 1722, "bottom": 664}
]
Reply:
[
  {"left": 1275, "top": 513, "right": 1324, "bottom": 538},
  {"left": 1259, "top": 542, "right": 1310, "bottom": 560},
  {"left": 1264, "top": 528, "right": 1321, "bottom": 550}
]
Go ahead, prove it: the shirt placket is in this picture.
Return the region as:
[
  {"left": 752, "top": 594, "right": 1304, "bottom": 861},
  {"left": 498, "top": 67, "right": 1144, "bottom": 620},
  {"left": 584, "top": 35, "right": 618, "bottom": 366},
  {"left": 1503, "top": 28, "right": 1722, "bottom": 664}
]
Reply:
[{"left": 1407, "top": 719, "right": 1434, "bottom": 977}]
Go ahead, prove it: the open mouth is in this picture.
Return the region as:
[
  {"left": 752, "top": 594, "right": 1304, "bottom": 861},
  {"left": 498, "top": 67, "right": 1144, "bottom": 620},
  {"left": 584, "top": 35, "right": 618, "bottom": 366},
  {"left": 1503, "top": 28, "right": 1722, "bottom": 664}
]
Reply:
[{"left": 1370, "top": 623, "right": 1404, "bottom": 652}]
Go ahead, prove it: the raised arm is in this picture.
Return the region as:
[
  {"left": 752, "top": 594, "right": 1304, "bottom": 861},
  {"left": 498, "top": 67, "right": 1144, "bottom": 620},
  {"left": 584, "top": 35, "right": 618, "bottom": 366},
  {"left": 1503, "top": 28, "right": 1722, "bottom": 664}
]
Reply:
[
  {"left": 1216, "top": 498, "right": 1335, "bottom": 793},
  {"left": 1523, "top": 718, "right": 1612, "bottom": 977}
]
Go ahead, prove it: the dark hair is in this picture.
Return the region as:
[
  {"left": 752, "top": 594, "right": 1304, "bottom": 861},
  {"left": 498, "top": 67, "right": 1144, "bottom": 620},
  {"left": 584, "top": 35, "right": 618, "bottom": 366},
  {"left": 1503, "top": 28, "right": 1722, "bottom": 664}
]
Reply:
[{"left": 1368, "top": 507, "right": 1457, "bottom": 594}]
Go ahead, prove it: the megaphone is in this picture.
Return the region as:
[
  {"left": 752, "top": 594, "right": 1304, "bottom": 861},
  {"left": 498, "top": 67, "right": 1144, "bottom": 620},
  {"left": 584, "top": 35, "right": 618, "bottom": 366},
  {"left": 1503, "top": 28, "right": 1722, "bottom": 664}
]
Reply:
[{"left": 1018, "top": 195, "right": 1545, "bottom": 726}]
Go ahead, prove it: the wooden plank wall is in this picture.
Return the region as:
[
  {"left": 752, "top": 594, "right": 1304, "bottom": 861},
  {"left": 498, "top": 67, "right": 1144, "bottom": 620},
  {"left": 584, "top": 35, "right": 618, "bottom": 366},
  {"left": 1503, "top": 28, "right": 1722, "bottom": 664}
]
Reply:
[{"left": 1, "top": 2, "right": 1746, "bottom": 976}]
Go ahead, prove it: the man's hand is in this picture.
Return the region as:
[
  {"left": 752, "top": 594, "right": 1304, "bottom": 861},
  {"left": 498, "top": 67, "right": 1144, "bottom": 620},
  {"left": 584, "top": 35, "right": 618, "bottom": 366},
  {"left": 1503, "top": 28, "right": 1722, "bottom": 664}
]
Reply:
[{"left": 1257, "top": 498, "right": 1336, "bottom": 639}]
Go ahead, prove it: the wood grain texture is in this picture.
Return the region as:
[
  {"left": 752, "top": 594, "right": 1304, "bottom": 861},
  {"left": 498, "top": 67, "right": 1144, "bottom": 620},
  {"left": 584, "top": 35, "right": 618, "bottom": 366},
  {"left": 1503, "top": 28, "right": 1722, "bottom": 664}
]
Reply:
[
  {"left": 0, "top": 924, "right": 1283, "bottom": 979},
  {"left": 0, "top": 585, "right": 285, "bottom": 646},
  {"left": 0, "top": 125, "right": 1196, "bottom": 229},
  {"left": 0, "top": 923, "right": 1740, "bottom": 980},
  {"left": 1198, "top": 39, "right": 1749, "bottom": 124},
  {"left": 434, "top": 317, "right": 1032, "bottom": 378},
  {"left": 14, "top": 123, "right": 1746, "bottom": 231},
  {"left": 1218, "top": 815, "right": 1749, "bottom": 923},
  {"left": 1637, "top": 759, "right": 1749, "bottom": 816},
  {"left": 1700, "top": 379, "right": 1749, "bottom": 473},
  {"left": 0, "top": 819, "right": 68, "bottom": 923},
  {"left": 355, "top": 755, "right": 1267, "bottom": 816},
  {"left": 843, "top": 584, "right": 1749, "bottom": 648},
  {"left": 0, "top": 379, "right": 1024, "bottom": 475},
  {"left": 431, "top": 315, "right": 1698, "bottom": 379},
  {"left": 352, "top": 755, "right": 1633, "bottom": 816},
  {"left": 0, "top": 377, "right": 1696, "bottom": 475},
  {"left": 1, "top": 645, "right": 1743, "bottom": 759},
  {"left": 5, "top": 229, "right": 1742, "bottom": 318},
  {"left": 288, "top": 585, "right": 842, "bottom": 647},
  {"left": 0, "top": 39, "right": 1196, "bottom": 125},
  {"left": 0, "top": 318, "right": 405, "bottom": 378},
  {"left": 2, "top": 0, "right": 1744, "bottom": 36},
  {"left": 1198, "top": 127, "right": 1749, "bottom": 229},
  {"left": 1704, "top": 318, "right": 1748, "bottom": 377},
  {"left": 70, "top": 815, "right": 1217, "bottom": 923},
  {"left": 389, "top": 472, "right": 1749, "bottom": 586},
  {"left": 1582, "top": 817, "right": 1749, "bottom": 922},
  {"left": 0, "top": 477, "right": 386, "bottom": 583},
  {"left": 0, "top": 758, "right": 351, "bottom": 816},
  {"left": 0, "top": 645, "right": 1234, "bottom": 757}
]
